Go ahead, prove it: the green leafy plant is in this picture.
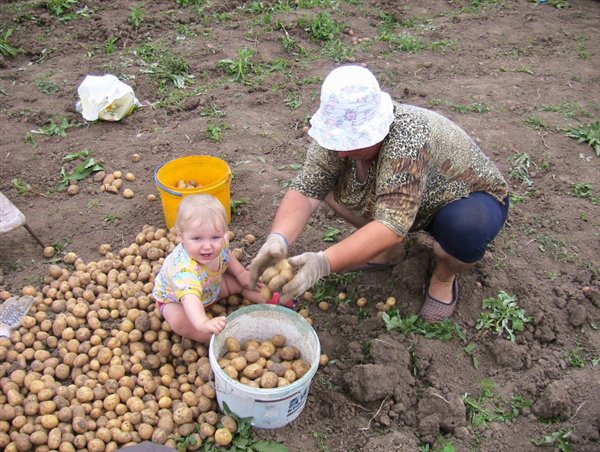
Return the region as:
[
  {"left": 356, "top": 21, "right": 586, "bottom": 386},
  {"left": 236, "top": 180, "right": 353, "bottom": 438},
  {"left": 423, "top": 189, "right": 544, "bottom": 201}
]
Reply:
[
  {"left": 0, "top": 28, "right": 18, "bottom": 57},
  {"left": 475, "top": 291, "right": 530, "bottom": 342},
  {"left": 284, "top": 91, "right": 302, "bottom": 110},
  {"left": 231, "top": 198, "right": 249, "bottom": 215},
  {"left": 311, "top": 273, "right": 357, "bottom": 304},
  {"left": 206, "top": 122, "right": 229, "bottom": 142},
  {"left": 322, "top": 226, "right": 341, "bottom": 242},
  {"left": 191, "top": 403, "right": 288, "bottom": 451},
  {"left": 137, "top": 42, "right": 194, "bottom": 91},
  {"left": 464, "top": 343, "right": 479, "bottom": 369},
  {"left": 30, "top": 117, "right": 76, "bottom": 137},
  {"left": 105, "top": 36, "right": 119, "bottom": 54},
  {"left": 11, "top": 178, "right": 32, "bottom": 195},
  {"left": 58, "top": 150, "right": 104, "bottom": 190},
  {"left": 565, "top": 120, "right": 599, "bottom": 157},
  {"left": 525, "top": 115, "right": 548, "bottom": 130},
  {"left": 302, "top": 12, "right": 341, "bottom": 42},
  {"left": 392, "top": 33, "right": 428, "bottom": 52},
  {"left": 103, "top": 215, "right": 121, "bottom": 223},
  {"left": 532, "top": 429, "right": 572, "bottom": 451},
  {"left": 571, "top": 182, "right": 599, "bottom": 204},
  {"left": 322, "top": 38, "right": 354, "bottom": 63},
  {"left": 218, "top": 47, "right": 259, "bottom": 83},
  {"left": 46, "top": 0, "right": 78, "bottom": 16},
  {"left": 36, "top": 79, "right": 60, "bottom": 95},
  {"left": 383, "top": 309, "right": 466, "bottom": 342},
  {"left": 463, "top": 379, "right": 533, "bottom": 428},
  {"left": 127, "top": 5, "right": 145, "bottom": 28},
  {"left": 508, "top": 152, "right": 536, "bottom": 186}
]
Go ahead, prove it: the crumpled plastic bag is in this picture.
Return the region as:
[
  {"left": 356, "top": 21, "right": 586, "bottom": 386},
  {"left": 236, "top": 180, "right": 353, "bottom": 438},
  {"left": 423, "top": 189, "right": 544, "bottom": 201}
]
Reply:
[{"left": 76, "top": 74, "right": 141, "bottom": 121}]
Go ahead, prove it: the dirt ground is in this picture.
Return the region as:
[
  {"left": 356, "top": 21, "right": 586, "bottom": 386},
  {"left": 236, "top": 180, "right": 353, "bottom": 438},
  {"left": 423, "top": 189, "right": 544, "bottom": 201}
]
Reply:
[{"left": 1, "top": 0, "right": 599, "bottom": 451}]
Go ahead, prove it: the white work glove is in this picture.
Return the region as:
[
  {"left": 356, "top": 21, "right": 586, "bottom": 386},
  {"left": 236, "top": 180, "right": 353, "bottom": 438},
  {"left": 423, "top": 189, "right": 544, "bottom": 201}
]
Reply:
[
  {"left": 281, "top": 251, "right": 330, "bottom": 303},
  {"left": 249, "top": 233, "right": 289, "bottom": 289}
]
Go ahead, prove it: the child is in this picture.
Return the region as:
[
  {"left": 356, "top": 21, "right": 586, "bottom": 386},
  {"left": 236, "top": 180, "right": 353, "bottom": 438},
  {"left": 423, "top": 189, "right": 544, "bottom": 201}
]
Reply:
[{"left": 152, "top": 194, "right": 267, "bottom": 345}]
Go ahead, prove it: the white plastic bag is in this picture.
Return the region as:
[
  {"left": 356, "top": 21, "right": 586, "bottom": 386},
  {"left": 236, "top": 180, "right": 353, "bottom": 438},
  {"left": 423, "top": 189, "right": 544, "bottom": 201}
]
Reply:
[{"left": 76, "top": 74, "right": 140, "bottom": 121}]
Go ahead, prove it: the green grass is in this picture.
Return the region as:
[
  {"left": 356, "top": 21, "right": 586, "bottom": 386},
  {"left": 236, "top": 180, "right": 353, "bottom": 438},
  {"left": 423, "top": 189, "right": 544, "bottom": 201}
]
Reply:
[
  {"left": 475, "top": 291, "right": 530, "bottom": 342},
  {"left": 137, "top": 42, "right": 195, "bottom": 92}
]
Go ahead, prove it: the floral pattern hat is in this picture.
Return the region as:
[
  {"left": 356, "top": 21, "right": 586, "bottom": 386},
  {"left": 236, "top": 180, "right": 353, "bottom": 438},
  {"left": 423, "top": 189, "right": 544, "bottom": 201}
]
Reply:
[{"left": 308, "top": 65, "right": 394, "bottom": 151}]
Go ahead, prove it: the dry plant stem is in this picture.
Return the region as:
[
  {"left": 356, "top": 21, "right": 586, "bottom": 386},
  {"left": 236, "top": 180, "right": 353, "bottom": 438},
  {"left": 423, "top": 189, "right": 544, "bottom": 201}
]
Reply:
[
  {"left": 358, "top": 395, "right": 389, "bottom": 431},
  {"left": 569, "top": 402, "right": 586, "bottom": 421},
  {"left": 432, "top": 393, "right": 451, "bottom": 404}
]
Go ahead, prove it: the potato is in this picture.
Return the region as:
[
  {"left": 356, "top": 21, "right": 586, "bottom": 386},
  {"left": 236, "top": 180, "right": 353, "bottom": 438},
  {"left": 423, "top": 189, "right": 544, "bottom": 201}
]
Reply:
[
  {"left": 199, "top": 422, "right": 215, "bottom": 439},
  {"left": 258, "top": 342, "right": 276, "bottom": 358},
  {"left": 224, "top": 337, "right": 241, "bottom": 353},
  {"left": 292, "top": 359, "right": 311, "bottom": 379},
  {"left": 220, "top": 415, "right": 237, "bottom": 434},
  {"left": 268, "top": 274, "right": 288, "bottom": 292},
  {"left": 271, "top": 334, "right": 286, "bottom": 348},
  {"left": 214, "top": 427, "right": 233, "bottom": 446},
  {"left": 244, "top": 349, "right": 260, "bottom": 363},
  {"left": 242, "top": 363, "right": 263, "bottom": 380},
  {"left": 260, "top": 371, "right": 278, "bottom": 388},
  {"left": 43, "top": 246, "right": 56, "bottom": 258},
  {"left": 259, "top": 266, "right": 279, "bottom": 284}
]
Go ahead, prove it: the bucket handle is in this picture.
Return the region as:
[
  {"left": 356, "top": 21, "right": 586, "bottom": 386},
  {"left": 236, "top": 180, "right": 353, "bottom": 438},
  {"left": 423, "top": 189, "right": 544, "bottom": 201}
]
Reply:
[{"left": 154, "top": 164, "right": 183, "bottom": 197}]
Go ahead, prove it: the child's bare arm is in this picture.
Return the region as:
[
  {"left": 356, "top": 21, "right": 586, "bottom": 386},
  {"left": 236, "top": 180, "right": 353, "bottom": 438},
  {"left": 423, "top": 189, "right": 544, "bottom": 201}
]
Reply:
[{"left": 226, "top": 252, "right": 251, "bottom": 287}]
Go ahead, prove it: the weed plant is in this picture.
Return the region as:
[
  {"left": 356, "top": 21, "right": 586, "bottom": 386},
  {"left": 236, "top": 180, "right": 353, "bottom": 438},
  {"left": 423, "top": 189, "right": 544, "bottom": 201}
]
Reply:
[{"left": 475, "top": 291, "right": 530, "bottom": 342}]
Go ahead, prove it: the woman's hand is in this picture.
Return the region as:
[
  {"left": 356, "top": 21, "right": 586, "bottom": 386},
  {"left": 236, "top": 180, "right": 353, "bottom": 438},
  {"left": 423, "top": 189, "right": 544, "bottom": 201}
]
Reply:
[
  {"left": 248, "top": 233, "right": 289, "bottom": 289},
  {"left": 281, "top": 251, "right": 330, "bottom": 302}
]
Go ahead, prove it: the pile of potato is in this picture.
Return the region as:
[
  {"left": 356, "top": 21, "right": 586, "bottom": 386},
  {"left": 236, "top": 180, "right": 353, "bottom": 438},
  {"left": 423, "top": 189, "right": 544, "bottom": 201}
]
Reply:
[
  {"left": 258, "top": 259, "right": 295, "bottom": 302},
  {"left": 175, "top": 179, "right": 202, "bottom": 190},
  {"left": 0, "top": 224, "right": 255, "bottom": 452},
  {"left": 217, "top": 335, "right": 312, "bottom": 389}
]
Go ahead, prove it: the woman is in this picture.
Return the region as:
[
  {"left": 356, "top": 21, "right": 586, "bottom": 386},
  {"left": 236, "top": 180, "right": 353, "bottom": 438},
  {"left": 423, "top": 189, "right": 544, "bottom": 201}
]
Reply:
[{"left": 249, "top": 65, "right": 509, "bottom": 321}]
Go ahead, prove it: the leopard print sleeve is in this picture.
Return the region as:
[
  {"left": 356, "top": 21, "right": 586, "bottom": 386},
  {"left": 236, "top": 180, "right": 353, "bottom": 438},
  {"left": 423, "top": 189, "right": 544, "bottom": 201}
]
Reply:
[
  {"left": 374, "top": 108, "right": 431, "bottom": 237},
  {"left": 290, "top": 142, "right": 342, "bottom": 200}
]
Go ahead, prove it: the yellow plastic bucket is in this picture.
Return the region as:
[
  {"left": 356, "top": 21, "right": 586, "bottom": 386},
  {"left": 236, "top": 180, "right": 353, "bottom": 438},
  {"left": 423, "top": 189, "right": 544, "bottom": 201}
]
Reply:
[{"left": 154, "top": 155, "right": 232, "bottom": 229}]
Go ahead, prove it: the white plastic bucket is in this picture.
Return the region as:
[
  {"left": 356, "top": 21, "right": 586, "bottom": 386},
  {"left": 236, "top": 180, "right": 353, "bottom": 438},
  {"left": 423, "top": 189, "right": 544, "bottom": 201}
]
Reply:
[{"left": 209, "top": 304, "right": 321, "bottom": 429}]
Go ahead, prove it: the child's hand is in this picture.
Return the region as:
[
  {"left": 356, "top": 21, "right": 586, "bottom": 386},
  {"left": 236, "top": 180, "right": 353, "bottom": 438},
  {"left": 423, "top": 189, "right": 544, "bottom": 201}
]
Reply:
[{"left": 201, "top": 316, "right": 227, "bottom": 334}]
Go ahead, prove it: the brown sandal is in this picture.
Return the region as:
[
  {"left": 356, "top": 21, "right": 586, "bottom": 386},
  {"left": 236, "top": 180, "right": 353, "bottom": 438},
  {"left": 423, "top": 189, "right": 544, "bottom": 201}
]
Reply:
[{"left": 419, "top": 279, "right": 459, "bottom": 322}]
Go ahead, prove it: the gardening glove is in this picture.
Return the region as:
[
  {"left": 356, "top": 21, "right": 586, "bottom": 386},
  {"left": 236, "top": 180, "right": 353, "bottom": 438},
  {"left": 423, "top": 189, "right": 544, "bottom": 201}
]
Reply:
[
  {"left": 249, "top": 232, "right": 289, "bottom": 289},
  {"left": 281, "top": 251, "right": 330, "bottom": 303}
]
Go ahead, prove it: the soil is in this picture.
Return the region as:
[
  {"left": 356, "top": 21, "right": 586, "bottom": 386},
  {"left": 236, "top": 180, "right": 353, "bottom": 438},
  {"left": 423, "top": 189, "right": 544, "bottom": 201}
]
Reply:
[{"left": 1, "top": 1, "right": 599, "bottom": 451}]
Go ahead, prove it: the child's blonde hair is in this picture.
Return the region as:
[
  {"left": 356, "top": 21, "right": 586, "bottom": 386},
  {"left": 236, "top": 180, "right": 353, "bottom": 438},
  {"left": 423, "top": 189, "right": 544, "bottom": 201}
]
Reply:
[{"left": 175, "top": 194, "right": 228, "bottom": 233}]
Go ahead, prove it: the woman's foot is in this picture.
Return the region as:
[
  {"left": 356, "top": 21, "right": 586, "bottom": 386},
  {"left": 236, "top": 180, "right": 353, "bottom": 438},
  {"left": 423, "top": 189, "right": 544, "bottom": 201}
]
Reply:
[{"left": 420, "top": 277, "right": 459, "bottom": 322}]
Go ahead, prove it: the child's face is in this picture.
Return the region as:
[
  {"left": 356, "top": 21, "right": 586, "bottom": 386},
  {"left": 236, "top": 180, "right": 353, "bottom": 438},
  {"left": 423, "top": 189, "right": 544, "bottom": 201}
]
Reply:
[{"left": 179, "top": 221, "right": 226, "bottom": 265}]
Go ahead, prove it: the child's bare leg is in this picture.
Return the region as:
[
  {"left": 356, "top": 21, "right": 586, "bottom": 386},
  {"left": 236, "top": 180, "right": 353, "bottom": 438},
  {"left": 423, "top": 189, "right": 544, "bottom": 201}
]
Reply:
[
  {"left": 221, "top": 274, "right": 266, "bottom": 304},
  {"left": 162, "top": 303, "right": 213, "bottom": 345}
]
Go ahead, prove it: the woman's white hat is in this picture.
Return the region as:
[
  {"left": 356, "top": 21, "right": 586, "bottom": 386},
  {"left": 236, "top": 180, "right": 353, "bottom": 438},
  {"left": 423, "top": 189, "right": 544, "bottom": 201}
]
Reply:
[{"left": 308, "top": 65, "right": 394, "bottom": 151}]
